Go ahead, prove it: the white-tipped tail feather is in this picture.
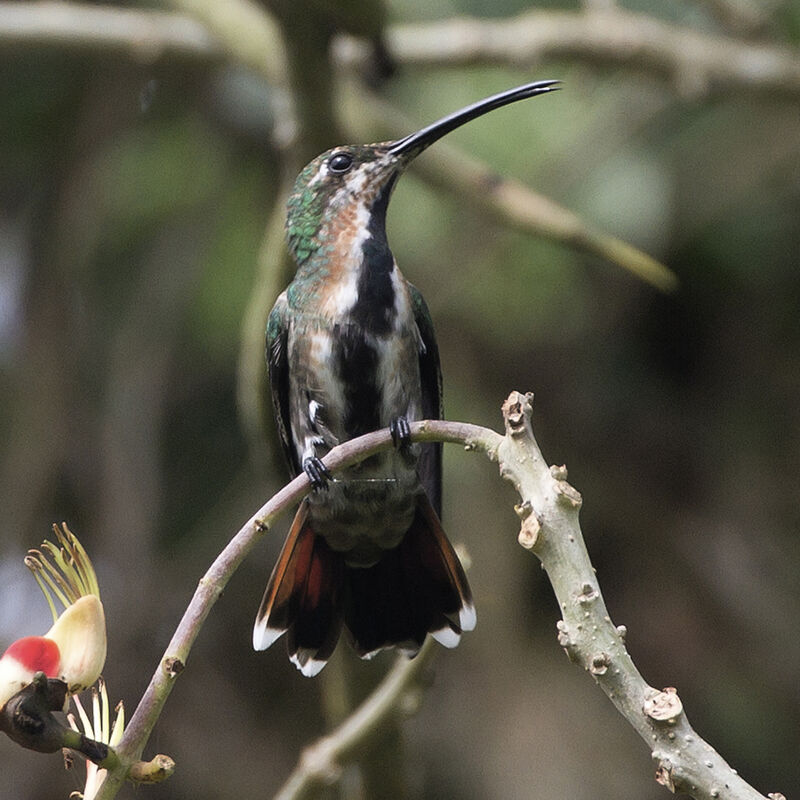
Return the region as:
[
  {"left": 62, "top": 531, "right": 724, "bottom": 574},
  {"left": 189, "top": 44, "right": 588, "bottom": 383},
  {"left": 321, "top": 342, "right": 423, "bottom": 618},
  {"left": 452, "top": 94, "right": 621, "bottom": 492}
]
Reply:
[
  {"left": 252, "top": 495, "right": 474, "bottom": 675},
  {"left": 252, "top": 620, "right": 283, "bottom": 652}
]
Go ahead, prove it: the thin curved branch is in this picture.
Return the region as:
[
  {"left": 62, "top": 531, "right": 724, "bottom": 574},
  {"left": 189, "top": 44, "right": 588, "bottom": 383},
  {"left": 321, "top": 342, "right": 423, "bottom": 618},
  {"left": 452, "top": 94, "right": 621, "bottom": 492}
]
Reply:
[{"left": 93, "top": 419, "right": 497, "bottom": 799}]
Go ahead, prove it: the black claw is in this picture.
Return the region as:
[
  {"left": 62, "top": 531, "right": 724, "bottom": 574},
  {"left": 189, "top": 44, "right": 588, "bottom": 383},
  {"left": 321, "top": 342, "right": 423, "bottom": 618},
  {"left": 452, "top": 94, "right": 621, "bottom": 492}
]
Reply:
[
  {"left": 390, "top": 416, "right": 412, "bottom": 451},
  {"left": 303, "top": 457, "right": 332, "bottom": 490}
]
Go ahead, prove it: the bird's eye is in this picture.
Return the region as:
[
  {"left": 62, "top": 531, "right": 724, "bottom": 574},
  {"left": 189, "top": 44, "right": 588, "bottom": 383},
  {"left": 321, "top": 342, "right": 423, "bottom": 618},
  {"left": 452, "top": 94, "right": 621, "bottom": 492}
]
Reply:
[{"left": 328, "top": 152, "right": 354, "bottom": 174}]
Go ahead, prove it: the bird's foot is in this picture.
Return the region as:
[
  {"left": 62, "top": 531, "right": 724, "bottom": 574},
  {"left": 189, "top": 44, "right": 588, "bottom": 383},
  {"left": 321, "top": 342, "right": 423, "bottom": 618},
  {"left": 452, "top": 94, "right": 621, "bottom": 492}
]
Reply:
[
  {"left": 303, "top": 457, "right": 332, "bottom": 491},
  {"left": 390, "top": 416, "right": 412, "bottom": 453}
]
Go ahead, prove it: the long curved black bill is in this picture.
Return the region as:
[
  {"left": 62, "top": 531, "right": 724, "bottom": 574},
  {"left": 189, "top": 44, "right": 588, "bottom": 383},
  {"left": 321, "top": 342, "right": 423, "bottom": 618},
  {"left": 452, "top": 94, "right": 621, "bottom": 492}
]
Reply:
[{"left": 389, "top": 79, "right": 560, "bottom": 159}]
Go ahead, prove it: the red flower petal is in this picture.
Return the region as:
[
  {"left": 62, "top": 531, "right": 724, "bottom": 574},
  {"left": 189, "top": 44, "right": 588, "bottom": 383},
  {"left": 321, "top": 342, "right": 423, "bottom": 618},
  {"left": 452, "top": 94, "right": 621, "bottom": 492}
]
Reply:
[{"left": 3, "top": 635, "right": 61, "bottom": 676}]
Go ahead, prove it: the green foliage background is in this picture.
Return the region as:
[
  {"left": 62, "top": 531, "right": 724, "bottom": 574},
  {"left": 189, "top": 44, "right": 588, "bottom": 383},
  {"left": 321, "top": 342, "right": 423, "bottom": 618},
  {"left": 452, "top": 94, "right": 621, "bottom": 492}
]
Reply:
[{"left": 1, "top": 0, "right": 799, "bottom": 797}]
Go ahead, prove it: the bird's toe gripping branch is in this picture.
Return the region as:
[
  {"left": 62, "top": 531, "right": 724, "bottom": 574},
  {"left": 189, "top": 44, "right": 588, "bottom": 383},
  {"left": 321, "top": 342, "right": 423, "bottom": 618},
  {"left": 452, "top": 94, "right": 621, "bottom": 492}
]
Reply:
[
  {"left": 302, "top": 456, "right": 333, "bottom": 490},
  {"left": 389, "top": 416, "right": 412, "bottom": 451}
]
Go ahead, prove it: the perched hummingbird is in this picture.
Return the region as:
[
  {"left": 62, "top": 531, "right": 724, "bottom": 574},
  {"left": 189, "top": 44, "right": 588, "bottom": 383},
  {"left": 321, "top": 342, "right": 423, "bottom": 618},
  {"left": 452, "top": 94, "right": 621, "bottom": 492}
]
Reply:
[{"left": 253, "top": 80, "right": 559, "bottom": 676}]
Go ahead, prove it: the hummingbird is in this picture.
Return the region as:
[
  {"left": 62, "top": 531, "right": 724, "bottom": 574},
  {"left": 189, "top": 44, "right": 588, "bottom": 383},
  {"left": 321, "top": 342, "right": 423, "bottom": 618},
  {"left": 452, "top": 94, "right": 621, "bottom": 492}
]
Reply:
[{"left": 253, "top": 80, "right": 560, "bottom": 676}]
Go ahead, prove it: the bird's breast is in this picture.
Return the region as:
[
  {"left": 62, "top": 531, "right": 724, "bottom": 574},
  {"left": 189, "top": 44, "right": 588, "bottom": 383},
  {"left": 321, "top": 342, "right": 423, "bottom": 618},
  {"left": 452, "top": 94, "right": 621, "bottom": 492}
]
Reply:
[{"left": 288, "top": 307, "right": 421, "bottom": 444}]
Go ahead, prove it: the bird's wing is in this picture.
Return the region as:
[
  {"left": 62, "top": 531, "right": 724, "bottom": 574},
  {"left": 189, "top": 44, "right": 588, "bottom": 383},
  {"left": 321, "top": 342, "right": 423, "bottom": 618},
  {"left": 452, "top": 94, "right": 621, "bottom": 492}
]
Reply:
[
  {"left": 266, "top": 293, "right": 300, "bottom": 476},
  {"left": 410, "top": 284, "right": 443, "bottom": 516}
]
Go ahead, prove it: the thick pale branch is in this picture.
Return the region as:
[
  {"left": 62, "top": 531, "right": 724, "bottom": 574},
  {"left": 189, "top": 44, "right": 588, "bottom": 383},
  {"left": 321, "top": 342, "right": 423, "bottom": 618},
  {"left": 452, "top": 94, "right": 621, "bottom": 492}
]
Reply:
[{"left": 495, "top": 392, "right": 773, "bottom": 800}]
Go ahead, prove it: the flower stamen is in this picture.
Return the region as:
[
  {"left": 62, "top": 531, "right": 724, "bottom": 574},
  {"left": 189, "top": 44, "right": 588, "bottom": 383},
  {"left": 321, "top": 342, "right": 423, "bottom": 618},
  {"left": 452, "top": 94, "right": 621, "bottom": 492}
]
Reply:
[{"left": 25, "top": 523, "right": 100, "bottom": 624}]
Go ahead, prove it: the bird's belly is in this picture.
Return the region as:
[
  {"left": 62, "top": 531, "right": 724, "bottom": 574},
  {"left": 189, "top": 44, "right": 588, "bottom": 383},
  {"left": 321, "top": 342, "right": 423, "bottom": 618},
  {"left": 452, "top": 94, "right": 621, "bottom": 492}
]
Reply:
[{"left": 308, "top": 455, "right": 421, "bottom": 566}]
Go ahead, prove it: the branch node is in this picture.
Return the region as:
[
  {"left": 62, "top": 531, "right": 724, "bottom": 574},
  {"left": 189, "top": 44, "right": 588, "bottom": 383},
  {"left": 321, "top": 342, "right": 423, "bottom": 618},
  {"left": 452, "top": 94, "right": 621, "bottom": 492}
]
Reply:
[
  {"left": 483, "top": 441, "right": 501, "bottom": 463},
  {"left": 501, "top": 391, "right": 533, "bottom": 437},
  {"left": 128, "top": 753, "right": 176, "bottom": 785},
  {"left": 163, "top": 657, "right": 185, "bottom": 678},
  {"left": 517, "top": 510, "right": 541, "bottom": 550},
  {"left": 590, "top": 652, "right": 610, "bottom": 676},
  {"left": 550, "top": 463, "right": 568, "bottom": 481},
  {"left": 655, "top": 759, "right": 676, "bottom": 792},
  {"left": 577, "top": 583, "right": 598, "bottom": 604},
  {"left": 556, "top": 620, "right": 582, "bottom": 662},
  {"left": 644, "top": 687, "right": 683, "bottom": 723},
  {"left": 552, "top": 469, "right": 583, "bottom": 508},
  {"left": 514, "top": 499, "right": 533, "bottom": 519}
]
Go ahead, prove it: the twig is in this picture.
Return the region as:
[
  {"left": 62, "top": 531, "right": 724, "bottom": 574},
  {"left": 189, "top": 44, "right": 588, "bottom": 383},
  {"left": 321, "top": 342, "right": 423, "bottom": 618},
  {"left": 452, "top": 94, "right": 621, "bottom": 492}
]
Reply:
[{"left": 340, "top": 88, "right": 678, "bottom": 292}]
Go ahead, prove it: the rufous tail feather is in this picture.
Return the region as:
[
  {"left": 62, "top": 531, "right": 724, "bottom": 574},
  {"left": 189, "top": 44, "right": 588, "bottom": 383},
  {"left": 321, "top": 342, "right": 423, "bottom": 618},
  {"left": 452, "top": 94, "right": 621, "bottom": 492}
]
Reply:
[{"left": 253, "top": 495, "right": 475, "bottom": 676}]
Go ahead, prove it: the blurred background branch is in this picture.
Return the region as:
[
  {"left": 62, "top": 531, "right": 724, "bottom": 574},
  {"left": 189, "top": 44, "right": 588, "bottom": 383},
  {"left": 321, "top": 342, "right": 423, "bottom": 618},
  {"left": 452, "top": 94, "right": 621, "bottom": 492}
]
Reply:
[
  {"left": 274, "top": 636, "right": 438, "bottom": 800},
  {"left": 336, "top": 8, "right": 800, "bottom": 97},
  {"left": 339, "top": 85, "right": 677, "bottom": 291},
  {"left": 2, "top": 2, "right": 799, "bottom": 96},
  {"left": 0, "top": 2, "right": 220, "bottom": 61}
]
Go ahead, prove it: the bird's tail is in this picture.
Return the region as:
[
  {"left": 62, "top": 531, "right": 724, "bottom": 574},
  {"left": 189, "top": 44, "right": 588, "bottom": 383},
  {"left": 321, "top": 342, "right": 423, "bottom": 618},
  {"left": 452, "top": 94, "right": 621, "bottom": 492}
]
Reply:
[{"left": 252, "top": 495, "right": 475, "bottom": 677}]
